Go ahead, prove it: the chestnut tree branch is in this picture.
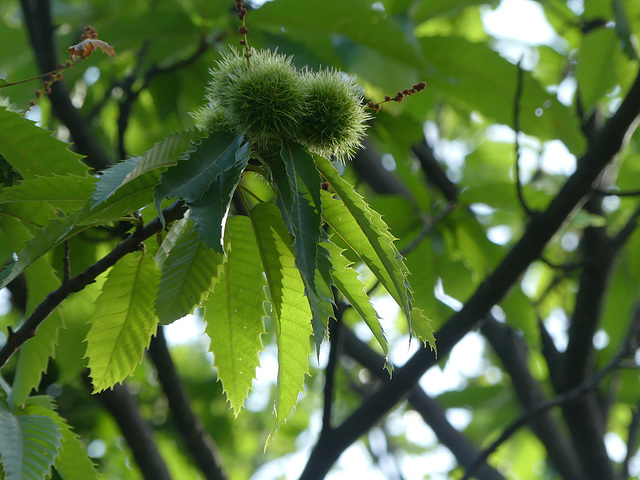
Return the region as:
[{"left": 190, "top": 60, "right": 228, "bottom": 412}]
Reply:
[
  {"left": 299, "top": 66, "right": 640, "bottom": 479},
  {"left": 0, "top": 201, "right": 187, "bottom": 369}
]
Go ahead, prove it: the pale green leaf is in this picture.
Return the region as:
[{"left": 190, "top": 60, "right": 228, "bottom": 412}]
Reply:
[
  {"left": 86, "top": 252, "right": 161, "bottom": 392},
  {"left": 325, "top": 239, "right": 389, "bottom": 362},
  {"left": 411, "top": 307, "right": 437, "bottom": 355},
  {"left": 315, "top": 156, "right": 413, "bottom": 329},
  {"left": 203, "top": 216, "right": 266, "bottom": 415},
  {"left": 155, "top": 220, "right": 224, "bottom": 325},
  {"left": 93, "top": 130, "right": 199, "bottom": 207},
  {"left": 0, "top": 174, "right": 96, "bottom": 213},
  {"left": 0, "top": 400, "right": 63, "bottom": 480},
  {"left": 248, "top": 202, "right": 312, "bottom": 440},
  {"left": 0, "top": 107, "right": 87, "bottom": 179}
]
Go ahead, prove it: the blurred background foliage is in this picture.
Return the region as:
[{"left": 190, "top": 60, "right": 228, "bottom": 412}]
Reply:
[{"left": 2, "top": 0, "right": 640, "bottom": 478}]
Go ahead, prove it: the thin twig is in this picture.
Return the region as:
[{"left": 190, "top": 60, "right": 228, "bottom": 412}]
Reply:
[
  {"left": 400, "top": 202, "right": 455, "bottom": 256},
  {"left": 514, "top": 57, "right": 534, "bottom": 217},
  {"left": 593, "top": 187, "right": 640, "bottom": 197}
]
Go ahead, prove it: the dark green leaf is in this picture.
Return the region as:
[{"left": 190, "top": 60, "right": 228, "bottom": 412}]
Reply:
[
  {"left": 188, "top": 141, "right": 251, "bottom": 252},
  {"left": 154, "top": 132, "right": 243, "bottom": 218}
]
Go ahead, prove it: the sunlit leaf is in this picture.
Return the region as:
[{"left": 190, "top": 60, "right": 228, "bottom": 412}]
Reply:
[
  {"left": 247, "top": 202, "right": 312, "bottom": 441},
  {"left": 155, "top": 220, "right": 223, "bottom": 325},
  {"left": 203, "top": 216, "right": 266, "bottom": 415},
  {"left": 315, "top": 156, "right": 413, "bottom": 330},
  {"left": 86, "top": 252, "right": 161, "bottom": 391},
  {"left": 325, "top": 239, "right": 390, "bottom": 367}
]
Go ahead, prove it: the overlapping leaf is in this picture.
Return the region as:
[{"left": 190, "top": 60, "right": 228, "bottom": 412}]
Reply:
[
  {"left": 325, "top": 239, "right": 390, "bottom": 368},
  {"left": 0, "top": 107, "right": 87, "bottom": 179},
  {"left": 155, "top": 220, "right": 223, "bottom": 325},
  {"left": 247, "top": 202, "right": 312, "bottom": 440},
  {"left": 9, "top": 256, "right": 66, "bottom": 408},
  {"left": 23, "top": 397, "right": 98, "bottom": 480},
  {"left": 277, "top": 144, "right": 335, "bottom": 347},
  {"left": 86, "top": 252, "right": 161, "bottom": 391},
  {"left": 188, "top": 141, "right": 251, "bottom": 252},
  {"left": 0, "top": 213, "right": 83, "bottom": 291},
  {"left": 0, "top": 400, "right": 63, "bottom": 480},
  {"left": 154, "top": 132, "right": 244, "bottom": 219},
  {"left": 315, "top": 156, "right": 413, "bottom": 330},
  {"left": 203, "top": 216, "right": 266, "bottom": 415},
  {"left": 92, "top": 130, "right": 199, "bottom": 207},
  {"left": 0, "top": 174, "right": 96, "bottom": 213}
]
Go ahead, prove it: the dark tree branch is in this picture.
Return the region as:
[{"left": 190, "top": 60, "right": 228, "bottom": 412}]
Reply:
[
  {"left": 300, "top": 66, "right": 640, "bottom": 479},
  {"left": 411, "top": 139, "right": 459, "bottom": 203},
  {"left": 20, "top": 0, "right": 113, "bottom": 171},
  {"left": 321, "top": 311, "right": 344, "bottom": 438},
  {"left": 90, "top": 379, "right": 172, "bottom": 480},
  {"left": 117, "top": 36, "right": 214, "bottom": 159},
  {"left": 147, "top": 327, "right": 228, "bottom": 480},
  {"left": 352, "top": 139, "right": 413, "bottom": 199},
  {"left": 0, "top": 201, "right": 187, "bottom": 369},
  {"left": 339, "top": 326, "right": 505, "bottom": 480},
  {"left": 461, "top": 343, "right": 631, "bottom": 480},
  {"left": 466, "top": 307, "right": 640, "bottom": 480},
  {"left": 560, "top": 203, "right": 640, "bottom": 479},
  {"left": 481, "top": 316, "right": 586, "bottom": 480}
]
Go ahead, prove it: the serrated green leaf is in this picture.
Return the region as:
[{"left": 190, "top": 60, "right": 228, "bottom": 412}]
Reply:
[
  {"left": 315, "top": 156, "right": 413, "bottom": 330},
  {"left": 77, "top": 170, "right": 161, "bottom": 227},
  {"left": 0, "top": 218, "right": 65, "bottom": 408},
  {"left": 0, "top": 107, "right": 87, "bottom": 179},
  {"left": 9, "top": 257, "right": 65, "bottom": 408},
  {"left": 0, "top": 400, "right": 63, "bottom": 480},
  {"left": 86, "top": 252, "right": 161, "bottom": 392},
  {"left": 411, "top": 307, "right": 437, "bottom": 354},
  {"left": 278, "top": 142, "right": 323, "bottom": 290},
  {"left": 247, "top": 202, "right": 312, "bottom": 440},
  {"left": 154, "top": 132, "right": 243, "bottom": 218},
  {"left": 203, "top": 216, "right": 266, "bottom": 416},
  {"left": 155, "top": 220, "right": 224, "bottom": 325},
  {"left": 0, "top": 174, "right": 96, "bottom": 213},
  {"left": 0, "top": 213, "right": 84, "bottom": 291},
  {"left": 93, "top": 131, "right": 199, "bottom": 207},
  {"left": 277, "top": 144, "right": 334, "bottom": 350},
  {"left": 188, "top": 141, "right": 251, "bottom": 252},
  {"left": 325, "top": 239, "right": 389, "bottom": 363},
  {"left": 23, "top": 397, "right": 98, "bottom": 480}
]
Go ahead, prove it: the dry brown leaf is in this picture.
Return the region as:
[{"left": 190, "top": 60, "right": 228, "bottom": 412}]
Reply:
[{"left": 67, "top": 39, "right": 116, "bottom": 60}]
